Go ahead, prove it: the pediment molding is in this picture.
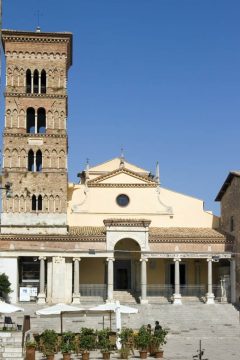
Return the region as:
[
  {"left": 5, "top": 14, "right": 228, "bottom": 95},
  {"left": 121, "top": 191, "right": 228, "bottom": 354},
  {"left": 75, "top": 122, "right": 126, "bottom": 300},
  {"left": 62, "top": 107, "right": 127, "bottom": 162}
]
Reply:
[{"left": 87, "top": 167, "right": 157, "bottom": 188}]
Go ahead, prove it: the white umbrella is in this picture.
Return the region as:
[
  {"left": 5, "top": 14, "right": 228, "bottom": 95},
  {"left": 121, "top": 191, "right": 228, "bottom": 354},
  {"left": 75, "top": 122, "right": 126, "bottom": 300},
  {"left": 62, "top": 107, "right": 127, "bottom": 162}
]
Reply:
[
  {"left": 89, "top": 300, "right": 138, "bottom": 331},
  {"left": 0, "top": 300, "right": 24, "bottom": 314},
  {"left": 36, "top": 303, "right": 85, "bottom": 333},
  {"left": 89, "top": 301, "right": 138, "bottom": 350}
]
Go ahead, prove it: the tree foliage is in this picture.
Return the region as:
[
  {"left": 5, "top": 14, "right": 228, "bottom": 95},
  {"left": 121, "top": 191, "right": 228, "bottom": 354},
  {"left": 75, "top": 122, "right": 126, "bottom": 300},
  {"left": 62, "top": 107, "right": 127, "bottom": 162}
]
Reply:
[{"left": 0, "top": 273, "right": 12, "bottom": 297}]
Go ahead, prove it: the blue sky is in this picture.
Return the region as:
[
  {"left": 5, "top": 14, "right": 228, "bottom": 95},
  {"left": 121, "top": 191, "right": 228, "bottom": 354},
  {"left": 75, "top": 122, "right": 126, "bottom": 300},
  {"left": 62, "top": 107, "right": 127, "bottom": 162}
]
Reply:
[{"left": 1, "top": 0, "right": 240, "bottom": 214}]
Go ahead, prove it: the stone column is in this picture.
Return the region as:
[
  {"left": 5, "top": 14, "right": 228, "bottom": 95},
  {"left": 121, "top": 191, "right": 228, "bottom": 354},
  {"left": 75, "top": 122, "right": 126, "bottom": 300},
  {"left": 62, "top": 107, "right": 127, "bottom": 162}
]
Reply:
[
  {"left": 38, "top": 74, "right": 41, "bottom": 94},
  {"left": 140, "top": 258, "right": 148, "bottom": 304},
  {"left": 31, "top": 74, "right": 33, "bottom": 93},
  {"left": 106, "top": 258, "right": 114, "bottom": 302},
  {"left": 173, "top": 257, "right": 182, "bottom": 304},
  {"left": 206, "top": 258, "right": 215, "bottom": 304},
  {"left": 37, "top": 256, "right": 46, "bottom": 304},
  {"left": 35, "top": 113, "right": 37, "bottom": 134},
  {"left": 230, "top": 258, "right": 236, "bottom": 304},
  {"left": 72, "top": 258, "right": 81, "bottom": 304}
]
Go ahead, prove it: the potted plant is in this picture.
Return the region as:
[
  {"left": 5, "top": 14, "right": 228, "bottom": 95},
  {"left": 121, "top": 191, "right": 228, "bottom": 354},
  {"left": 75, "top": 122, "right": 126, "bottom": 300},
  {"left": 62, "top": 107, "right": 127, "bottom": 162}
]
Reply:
[
  {"left": 40, "top": 329, "right": 58, "bottom": 360},
  {"left": 25, "top": 340, "right": 37, "bottom": 360},
  {"left": 118, "top": 328, "right": 134, "bottom": 359},
  {"left": 97, "top": 328, "right": 112, "bottom": 359},
  {"left": 79, "top": 327, "right": 96, "bottom": 360},
  {"left": 119, "top": 346, "right": 131, "bottom": 359},
  {"left": 135, "top": 326, "right": 151, "bottom": 359},
  {"left": 149, "top": 328, "right": 168, "bottom": 358},
  {"left": 60, "top": 331, "right": 75, "bottom": 360}
]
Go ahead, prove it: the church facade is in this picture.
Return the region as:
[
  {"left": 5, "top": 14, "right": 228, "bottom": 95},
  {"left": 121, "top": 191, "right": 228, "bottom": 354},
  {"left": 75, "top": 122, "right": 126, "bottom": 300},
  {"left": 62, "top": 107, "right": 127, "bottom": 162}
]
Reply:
[{"left": 0, "top": 29, "right": 235, "bottom": 306}]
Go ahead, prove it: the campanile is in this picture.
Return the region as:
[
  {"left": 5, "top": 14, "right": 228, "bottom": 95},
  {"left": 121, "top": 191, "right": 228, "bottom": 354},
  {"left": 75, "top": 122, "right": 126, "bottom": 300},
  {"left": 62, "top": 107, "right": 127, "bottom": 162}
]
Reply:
[{"left": 1, "top": 29, "right": 72, "bottom": 234}]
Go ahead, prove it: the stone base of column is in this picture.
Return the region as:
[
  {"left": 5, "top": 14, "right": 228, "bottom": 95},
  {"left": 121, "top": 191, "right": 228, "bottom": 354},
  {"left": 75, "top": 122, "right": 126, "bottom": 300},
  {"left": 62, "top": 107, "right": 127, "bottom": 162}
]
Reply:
[
  {"left": 72, "top": 293, "right": 81, "bottom": 304},
  {"left": 220, "top": 296, "right": 227, "bottom": 303},
  {"left": 106, "top": 298, "right": 114, "bottom": 303},
  {"left": 37, "top": 293, "right": 46, "bottom": 304},
  {"left": 173, "top": 293, "right": 182, "bottom": 305},
  {"left": 140, "top": 298, "right": 148, "bottom": 304},
  {"left": 206, "top": 293, "right": 215, "bottom": 304}
]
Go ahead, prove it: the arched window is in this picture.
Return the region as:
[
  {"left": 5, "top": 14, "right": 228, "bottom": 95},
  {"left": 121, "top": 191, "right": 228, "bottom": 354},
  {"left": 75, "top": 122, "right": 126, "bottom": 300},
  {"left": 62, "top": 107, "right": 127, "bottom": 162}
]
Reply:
[
  {"left": 32, "top": 195, "right": 37, "bottom": 211},
  {"left": 32, "top": 194, "right": 42, "bottom": 211},
  {"left": 26, "top": 108, "right": 35, "bottom": 133},
  {"left": 38, "top": 195, "right": 42, "bottom": 211},
  {"left": 36, "top": 150, "right": 42, "bottom": 172},
  {"left": 41, "top": 70, "right": 46, "bottom": 93},
  {"left": 28, "top": 150, "right": 34, "bottom": 171},
  {"left": 37, "top": 108, "right": 46, "bottom": 133},
  {"left": 26, "top": 69, "right": 31, "bottom": 93},
  {"left": 33, "top": 69, "right": 39, "bottom": 93}
]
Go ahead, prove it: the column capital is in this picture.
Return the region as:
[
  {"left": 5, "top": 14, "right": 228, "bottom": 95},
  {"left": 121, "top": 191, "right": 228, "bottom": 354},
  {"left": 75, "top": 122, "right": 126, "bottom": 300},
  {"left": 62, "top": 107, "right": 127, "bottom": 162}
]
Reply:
[
  {"left": 140, "top": 258, "right": 148, "bottom": 262},
  {"left": 173, "top": 257, "right": 181, "bottom": 262},
  {"left": 73, "top": 257, "right": 81, "bottom": 262},
  {"left": 207, "top": 257, "right": 213, "bottom": 262},
  {"left": 106, "top": 257, "right": 115, "bottom": 262},
  {"left": 38, "top": 256, "right": 46, "bottom": 261}
]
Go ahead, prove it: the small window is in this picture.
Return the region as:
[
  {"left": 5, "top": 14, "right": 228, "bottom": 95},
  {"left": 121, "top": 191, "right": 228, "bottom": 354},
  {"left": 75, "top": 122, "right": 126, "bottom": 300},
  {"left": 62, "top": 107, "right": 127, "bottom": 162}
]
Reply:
[
  {"left": 36, "top": 150, "right": 42, "bottom": 172},
  {"left": 37, "top": 108, "right": 46, "bottom": 134},
  {"left": 41, "top": 70, "right": 46, "bottom": 94},
  {"left": 26, "top": 69, "right": 31, "bottom": 93},
  {"left": 32, "top": 195, "right": 37, "bottom": 211},
  {"left": 33, "top": 69, "right": 39, "bottom": 93},
  {"left": 38, "top": 195, "right": 42, "bottom": 211},
  {"left": 230, "top": 216, "right": 234, "bottom": 232},
  {"left": 28, "top": 150, "right": 34, "bottom": 171},
  {"left": 116, "top": 194, "right": 130, "bottom": 207},
  {"left": 26, "top": 108, "right": 35, "bottom": 133}
]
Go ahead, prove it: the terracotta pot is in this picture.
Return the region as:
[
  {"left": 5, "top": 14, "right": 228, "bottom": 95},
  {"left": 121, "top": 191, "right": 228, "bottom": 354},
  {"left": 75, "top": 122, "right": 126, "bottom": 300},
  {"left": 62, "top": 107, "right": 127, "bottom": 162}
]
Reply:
[
  {"left": 46, "top": 355, "right": 54, "bottom": 360},
  {"left": 155, "top": 350, "right": 163, "bottom": 358},
  {"left": 26, "top": 347, "right": 35, "bottom": 360},
  {"left": 102, "top": 351, "right": 110, "bottom": 359},
  {"left": 63, "top": 353, "right": 71, "bottom": 360},
  {"left": 139, "top": 350, "right": 148, "bottom": 359},
  {"left": 82, "top": 352, "right": 90, "bottom": 360}
]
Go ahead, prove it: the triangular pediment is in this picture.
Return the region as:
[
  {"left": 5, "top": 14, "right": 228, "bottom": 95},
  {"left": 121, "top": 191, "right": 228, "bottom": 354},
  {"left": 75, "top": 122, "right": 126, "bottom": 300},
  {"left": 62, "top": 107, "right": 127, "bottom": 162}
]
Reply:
[
  {"left": 87, "top": 167, "right": 157, "bottom": 187},
  {"left": 88, "top": 158, "right": 149, "bottom": 176}
]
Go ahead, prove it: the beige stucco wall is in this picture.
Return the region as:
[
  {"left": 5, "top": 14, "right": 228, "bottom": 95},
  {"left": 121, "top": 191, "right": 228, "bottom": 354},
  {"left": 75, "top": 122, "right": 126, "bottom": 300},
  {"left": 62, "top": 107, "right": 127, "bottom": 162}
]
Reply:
[
  {"left": 68, "top": 183, "right": 218, "bottom": 228},
  {"left": 80, "top": 258, "right": 105, "bottom": 283}
]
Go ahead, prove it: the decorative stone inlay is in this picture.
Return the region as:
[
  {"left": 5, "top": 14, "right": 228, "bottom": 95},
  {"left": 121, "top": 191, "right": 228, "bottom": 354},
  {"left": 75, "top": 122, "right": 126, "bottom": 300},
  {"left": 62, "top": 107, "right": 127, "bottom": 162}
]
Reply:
[
  {"left": 104, "top": 219, "right": 151, "bottom": 228},
  {"left": 28, "top": 138, "right": 43, "bottom": 146}
]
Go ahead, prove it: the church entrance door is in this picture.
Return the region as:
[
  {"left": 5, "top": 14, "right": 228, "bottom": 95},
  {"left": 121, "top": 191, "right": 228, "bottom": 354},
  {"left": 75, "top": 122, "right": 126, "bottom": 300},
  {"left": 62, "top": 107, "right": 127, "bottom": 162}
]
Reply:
[{"left": 114, "top": 260, "right": 131, "bottom": 290}]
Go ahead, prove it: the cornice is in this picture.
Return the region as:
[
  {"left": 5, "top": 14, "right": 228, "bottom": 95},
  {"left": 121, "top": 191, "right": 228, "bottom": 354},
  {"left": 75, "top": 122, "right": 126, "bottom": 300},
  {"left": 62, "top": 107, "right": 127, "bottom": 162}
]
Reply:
[
  {"left": 5, "top": 92, "right": 67, "bottom": 99},
  {"left": 88, "top": 183, "right": 156, "bottom": 188},
  {"left": 0, "top": 235, "right": 106, "bottom": 242},
  {"left": 87, "top": 167, "right": 157, "bottom": 187},
  {"left": 3, "top": 132, "right": 67, "bottom": 139},
  {"left": 149, "top": 237, "right": 233, "bottom": 244},
  {"left": 104, "top": 219, "right": 151, "bottom": 227},
  {"left": 1, "top": 30, "right": 72, "bottom": 67}
]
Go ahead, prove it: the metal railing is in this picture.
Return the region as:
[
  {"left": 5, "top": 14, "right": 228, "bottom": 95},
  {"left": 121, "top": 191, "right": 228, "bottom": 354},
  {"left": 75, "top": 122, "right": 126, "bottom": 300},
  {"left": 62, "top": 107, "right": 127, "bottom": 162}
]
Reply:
[
  {"left": 80, "top": 284, "right": 107, "bottom": 298},
  {"left": 147, "top": 284, "right": 206, "bottom": 298}
]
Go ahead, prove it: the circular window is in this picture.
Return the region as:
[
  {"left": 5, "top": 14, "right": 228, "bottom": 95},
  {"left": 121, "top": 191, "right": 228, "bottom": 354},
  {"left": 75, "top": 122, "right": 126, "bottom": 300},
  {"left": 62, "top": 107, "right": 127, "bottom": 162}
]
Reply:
[{"left": 116, "top": 194, "right": 130, "bottom": 207}]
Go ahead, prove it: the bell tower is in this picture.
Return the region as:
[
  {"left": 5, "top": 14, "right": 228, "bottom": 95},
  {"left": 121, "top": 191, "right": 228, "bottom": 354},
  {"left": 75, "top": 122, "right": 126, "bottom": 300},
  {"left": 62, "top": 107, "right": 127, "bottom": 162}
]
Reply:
[{"left": 1, "top": 29, "right": 72, "bottom": 234}]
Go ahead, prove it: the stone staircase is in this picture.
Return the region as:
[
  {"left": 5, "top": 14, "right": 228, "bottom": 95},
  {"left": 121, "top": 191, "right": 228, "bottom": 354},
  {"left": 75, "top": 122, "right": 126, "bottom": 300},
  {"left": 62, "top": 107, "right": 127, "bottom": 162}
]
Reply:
[
  {"left": 113, "top": 291, "right": 137, "bottom": 304},
  {"left": 8, "top": 302, "right": 240, "bottom": 359},
  {"left": 0, "top": 332, "right": 23, "bottom": 360}
]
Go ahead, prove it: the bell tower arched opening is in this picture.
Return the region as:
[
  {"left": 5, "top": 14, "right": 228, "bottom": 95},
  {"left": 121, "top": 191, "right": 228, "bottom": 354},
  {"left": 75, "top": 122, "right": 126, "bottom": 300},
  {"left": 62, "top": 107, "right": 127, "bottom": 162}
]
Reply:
[{"left": 114, "top": 238, "right": 141, "bottom": 292}]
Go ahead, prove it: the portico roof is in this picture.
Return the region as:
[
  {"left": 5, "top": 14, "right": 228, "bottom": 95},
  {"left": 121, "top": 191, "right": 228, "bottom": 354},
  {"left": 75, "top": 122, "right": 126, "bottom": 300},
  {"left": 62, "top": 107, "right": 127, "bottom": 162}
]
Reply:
[{"left": 0, "top": 226, "right": 231, "bottom": 243}]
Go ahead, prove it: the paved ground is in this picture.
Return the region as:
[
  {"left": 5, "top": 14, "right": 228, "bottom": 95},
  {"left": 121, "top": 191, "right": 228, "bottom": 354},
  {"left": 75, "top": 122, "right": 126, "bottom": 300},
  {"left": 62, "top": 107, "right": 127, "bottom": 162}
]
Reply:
[{"left": 11, "top": 302, "right": 240, "bottom": 360}]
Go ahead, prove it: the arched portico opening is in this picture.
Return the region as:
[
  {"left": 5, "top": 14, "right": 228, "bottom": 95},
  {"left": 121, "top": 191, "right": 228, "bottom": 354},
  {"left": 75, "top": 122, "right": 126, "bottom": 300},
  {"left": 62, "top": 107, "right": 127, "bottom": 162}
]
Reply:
[{"left": 114, "top": 238, "right": 141, "bottom": 292}]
